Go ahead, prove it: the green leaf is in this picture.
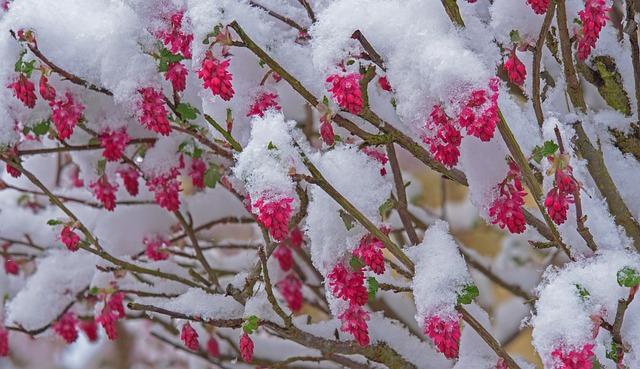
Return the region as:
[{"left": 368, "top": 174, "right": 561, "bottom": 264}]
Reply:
[
  {"left": 88, "top": 287, "right": 100, "bottom": 296},
  {"left": 592, "top": 358, "right": 603, "bottom": 369},
  {"left": 378, "top": 198, "right": 394, "bottom": 218},
  {"left": 322, "top": 96, "right": 330, "bottom": 106},
  {"left": 575, "top": 284, "right": 590, "bottom": 301},
  {"left": 509, "top": 30, "right": 521, "bottom": 43},
  {"left": 192, "top": 146, "right": 203, "bottom": 159},
  {"left": 46, "top": 219, "right": 63, "bottom": 226},
  {"left": 243, "top": 315, "right": 259, "bottom": 334},
  {"left": 203, "top": 166, "right": 221, "bottom": 188},
  {"left": 617, "top": 266, "right": 640, "bottom": 288},
  {"left": 96, "top": 159, "right": 107, "bottom": 176},
  {"left": 606, "top": 341, "right": 619, "bottom": 363},
  {"left": 339, "top": 209, "right": 355, "bottom": 231},
  {"left": 350, "top": 256, "right": 364, "bottom": 270},
  {"left": 14, "top": 51, "right": 25, "bottom": 73},
  {"left": 532, "top": 140, "right": 559, "bottom": 163},
  {"left": 31, "top": 120, "right": 50, "bottom": 136},
  {"left": 176, "top": 103, "right": 199, "bottom": 121},
  {"left": 456, "top": 284, "right": 479, "bottom": 305},
  {"left": 367, "top": 277, "right": 379, "bottom": 301},
  {"left": 267, "top": 141, "right": 278, "bottom": 150},
  {"left": 22, "top": 60, "right": 36, "bottom": 78},
  {"left": 158, "top": 47, "right": 184, "bottom": 72}
]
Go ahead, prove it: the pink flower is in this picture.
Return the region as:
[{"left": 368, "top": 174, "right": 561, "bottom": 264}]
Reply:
[
  {"left": 577, "top": 0, "right": 609, "bottom": 61},
  {"left": 107, "top": 292, "right": 125, "bottom": 319},
  {"left": 526, "top": 0, "right": 550, "bottom": 14},
  {"left": 277, "top": 273, "right": 303, "bottom": 311},
  {"left": 4, "top": 259, "right": 18, "bottom": 275},
  {"left": 79, "top": 319, "right": 98, "bottom": 342},
  {"left": 50, "top": 92, "right": 84, "bottom": 140},
  {"left": 144, "top": 235, "right": 170, "bottom": 261},
  {"left": 423, "top": 104, "right": 462, "bottom": 167},
  {"left": 181, "top": 323, "right": 199, "bottom": 351},
  {"left": 96, "top": 310, "right": 118, "bottom": 340},
  {"left": 378, "top": 76, "right": 392, "bottom": 92},
  {"left": 61, "top": 226, "right": 81, "bottom": 251},
  {"left": 424, "top": 314, "right": 461, "bottom": 359},
  {"left": 326, "top": 73, "right": 363, "bottom": 114},
  {"left": 489, "top": 160, "right": 527, "bottom": 234},
  {"left": 7, "top": 74, "right": 36, "bottom": 108},
  {"left": 247, "top": 92, "right": 281, "bottom": 117},
  {"left": 207, "top": 336, "right": 220, "bottom": 357},
  {"left": 4, "top": 149, "right": 21, "bottom": 178},
  {"left": 118, "top": 166, "right": 140, "bottom": 196},
  {"left": 551, "top": 343, "right": 595, "bottom": 369},
  {"left": 544, "top": 188, "right": 572, "bottom": 225},
  {"left": 353, "top": 235, "right": 385, "bottom": 274},
  {"left": 273, "top": 245, "right": 293, "bottom": 271},
  {"left": 99, "top": 128, "right": 130, "bottom": 161},
  {"left": 504, "top": 51, "right": 527, "bottom": 86},
  {"left": 0, "top": 326, "right": 8, "bottom": 357},
  {"left": 361, "top": 147, "right": 388, "bottom": 176},
  {"left": 320, "top": 118, "right": 335, "bottom": 146},
  {"left": 496, "top": 358, "right": 508, "bottom": 369},
  {"left": 189, "top": 158, "right": 207, "bottom": 189},
  {"left": 53, "top": 312, "right": 79, "bottom": 344},
  {"left": 38, "top": 74, "right": 56, "bottom": 101},
  {"left": 161, "top": 11, "right": 193, "bottom": 58},
  {"left": 288, "top": 228, "right": 304, "bottom": 248},
  {"left": 138, "top": 87, "right": 171, "bottom": 136},
  {"left": 459, "top": 81, "right": 499, "bottom": 142},
  {"left": 90, "top": 176, "right": 118, "bottom": 211},
  {"left": 147, "top": 173, "right": 181, "bottom": 211},
  {"left": 328, "top": 263, "right": 368, "bottom": 306},
  {"left": 254, "top": 196, "right": 293, "bottom": 242},
  {"left": 165, "top": 62, "right": 188, "bottom": 92},
  {"left": 240, "top": 333, "right": 254, "bottom": 363},
  {"left": 198, "top": 53, "right": 234, "bottom": 101},
  {"left": 338, "top": 304, "right": 370, "bottom": 346}
]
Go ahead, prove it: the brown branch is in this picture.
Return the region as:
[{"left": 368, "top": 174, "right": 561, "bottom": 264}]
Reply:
[
  {"left": 624, "top": 0, "right": 640, "bottom": 113},
  {"left": 441, "top": 0, "right": 465, "bottom": 27},
  {"left": 174, "top": 211, "right": 221, "bottom": 290},
  {"left": 17, "top": 138, "right": 156, "bottom": 156},
  {"left": 170, "top": 216, "right": 255, "bottom": 243},
  {"left": 248, "top": 1, "right": 307, "bottom": 32},
  {"left": 258, "top": 244, "right": 293, "bottom": 327},
  {"left": 532, "top": 1, "right": 557, "bottom": 126},
  {"left": 386, "top": 143, "right": 419, "bottom": 244},
  {"left": 297, "top": 0, "right": 316, "bottom": 23},
  {"left": 352, "top": 30, "right": 386, "bottom": 71}
]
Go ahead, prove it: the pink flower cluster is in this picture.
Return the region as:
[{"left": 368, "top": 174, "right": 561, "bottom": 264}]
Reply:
[
  {"left": 146, "top": 166, "right": 182, "bottom": 211},
  {"left": 544, "top": 158, "right": 578, "bottom": 225},
  {"left": 90, "top": 176, "right": 118, "bottom": 211},
  {"left": 328, "top": 263, "right": 370, "bottom": 346},
  {"left": 165, "top": 62, "right": 188, "bottom": 92},
  {"left": 188, "top": 158, "right": 207, "bottom": 189},
  {"left": 53, "top": 312, "right": 79, "bottom": 343},
  {"left": 61, "top": 225, "right": 80, "bottom": 251},
  {"left": 361, "top": 147, "right": 388, "bottom": 176},
  {"left": 424, "top": 314, "right": 461, "bottom": 359},
  {"left": 0, "top": 326, "right": 8, "bottom": 357},
  {"left": 99, "top": 128, "right": 130, "bottom": 161},
  {"left": 138, "top": 87, "right": 171, "bottom": 136},
  {"left": 247, "top": 92, "right": 281, "bottom": 117},
  {"left": 50, "top": 92, "right": 84, "bottom": 140},
  {"left": 489, "top": 159, "right": 527, "bottom": 234},
  {"left": 198, "top": 52, "right": 234, "bottom": 101},
  {"left": 79, "top": 319, "right": 98, "bottom": 342},
  {"left": 551, "top": 343, "right": 595, "bottom": 369},
  {"left": 338, "top": 304, "right": 370, "bottom": 346},
  {"left": 161, "top": 11, "right": 193, "bottom": 58},
  {"left": 240, "top": 332, "right": 254, "bottom": 363},
  {"left": 577, "top": 0, "right": 609, "bottom": 61},
  {"left": 39, "top": 74, "right": 56, "bottom": 101},
  {"left": 8, "top": 74, "right": 36, "bottom": 108},
  {"left": 326, "top": 73, "right": 363, "bottom": 114},
  {"left": 320, "top": 117, "right": 335, "bottom": 146},
  {"left": 144, "top": 235, "right": 170, "bottom": 261},
  {"left": 118, "top": 166, "right": 140, "bottom": 196},
  {"left": 504, "top": 51, "right": 527, "bottom": 86},
  {"left": 423, "top": 80, "right": 499, "bottom": 168},
  {"left": 207, "top": 336, "right": 220, "bottom": 357},
  {"left": 276, "top": 274, "right": 303, "bottom": 312},
  {"left": 96, "top": 292, "right": 125, "bottom": 340},
  {"left": 352, "top": 235, "right": 385, "bottom": 275},
  {"left": 181, "top": 323, "right": 200, "bottom": 351},
  {"left": 526, "top": 0, "right": 550, "bottom": 14},
  {"left": 254, "top": 196, "right": 294, "bottom": 242}
]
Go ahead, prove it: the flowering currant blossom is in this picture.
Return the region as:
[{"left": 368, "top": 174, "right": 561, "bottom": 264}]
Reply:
[
  {"left": 138, "top": 87, "right": 171, "bottom": 135},
  {"left": 577, "top": 0, "right": 609, "bottom": 61},
  {"left": 147, "top": 173, "right": 181, "bottom": 211},
  {"left": 97, "top": 292, "right": 125, "bottom": 340},
  {"left": 38, "top": 74, "right": 56, "bottom": 101},
  {"left": 117, "top": 166, "right": 139, "bottom": 196},
  {"left": 239, "top": 333, "right": 254, "bottom": 363},
  {"left": 526, "top": 0, "right": 550, "bottom": 14},
  {"left": 253, "top": 196, "right": 294, "bottom": 242},
  {"left": 99, "top": 128, "right": 130, "bottom": 161},
  {"left": 181, "top": 323, "right": 199, "bottom": 351},
  {"left": 161, "top": 10, "right": 193, "bottom": 58},
  {"left": 361, "top": 147, "right": 388, "bottom": 176},
  {"left": 165, "top": 62, "right": 188, "bottom": 92},
  {"left": 79, "top": 319, "right": 98, "bottom": 342},
  {"left": 489, "top": 159, "right": 527, "bottom": 234},
  {"left": 207, "top": 336, "right": 220, "bottom": 357},
  {"left": 352, "top": 234, "right": 385, "bottom": 274},
  {"left": 144, "top": 235, "right": 170, "bottom": 261},
  {"left": 424, "top": 314, "right": 461, "bottom": 359},
  {"left": 90, "top": 176, "right": 118, "bottom": 211},
  {"left": 53, "top": 312, "right": 79, "bottom": 344},
  {"left": 288, "top": 227, "right": 304, "bottom": 248},
  {"left": 7, "top": 74, "right": 36, "bottom": 108},
  {"left": 320, "top": 118, "right": 335, "bottom": 146},
  {"left": 504, "top": 51, "right": 526, "bottom": 86},
  {"left": 273, "top": 244, "right": 293, "bottom": 271},
  {"left": 247, "top": 92, "right": 281, "bottom": 117},
  {"left": 4, "top": 148, "right": 21, "bottom": 178},
  {"left": 276, "top": 273, "right": 303, "bottom": 311},
  {"left": 423, "top": 104, "right": 462, "bottom": 167},
  {"left": 188, "top": 158, "right": 207, "bottom": 189},
  {"left": 0, "top": 326, "right": 8, "bottom": 357},
  {"left": 326, "top": 73, "right": 363, "bottom": 114},
  {"left": 544, "top": 155, "right": 578, "bottom": 225},
  {"left": 551, "top": 344, "right": 595, "bottom": 369},
  {"left": 50, "top": 92, "right": 84, "bottom": 140},
  {"left": 60, "top": 226, "right": 80, "bottom": 251},
  {"left": 328, "top": 263, "right": 368, "bottom": 306},
  {"left": 198, "top": 52, "right": 234, "bottom": 101},
  {"left": 3, "top": 258, "right": 18, "bottom": 275},
  {"left": 378, "top": 75, "right": 392, "bottom": 91},
  {"left": 338, "top": 304, "right": 370, "bottom": 346},
  {"left": 458, "top": 80, "right": 499, "bottom": 142}
]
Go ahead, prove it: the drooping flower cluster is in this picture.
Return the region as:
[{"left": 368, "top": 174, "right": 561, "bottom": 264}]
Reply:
[
  {"left": 96, "top": 292, "right": 125, "bottom": 340},
  {"left": 90, "top": 176, "right": 118, "bottom": 211},
  {"left": 240, "top": 333, "right": 254, "bottom": 363},
  {"left": 188, "top": 158, "right": 207, "bottom": 189},
  {"left": 181, "top": 323, "right": 200, "bottom": 351},
  {"left": 53, "top": 312, "right": 79, "bottom": 343},
  {"left": 423, "top": 314, "right": 461, "bottom": 359},
  {"left": 0, "top": 326, "right": 8, "bottom": 357},
  {"left": 207, "top": 336, "right": 220, "bottom": 357},
  {"left": 526, "top": 0, "right": 550, "bottom": 14},
  {"left": 361, "top": 147, "right": 388, "bottom": 176},
  {"left": 254, "top": 196, "right": 293, "bottom": 242},
  {"left": 544, "top": 155, "right": 578, "bottom": 225},
  {"left": 4, "top": 148, "right": 21, "bottom": 178},
  {"left": 3, "top": 258, "right": 18, "bottom": 275},
  {"left": 146, "top": 167, "right": 181, "bottom": 211},
  {"left": 458, "top": 80, "right": 499, "bottom": 142},
  {"left": 138, "top": 87, "right": 171, "bottom": 135},
  {"left": 504, "top": 51, "right": 526, "bottom": 86},
  {"left": 38, "top": 74, "right": 56, "bottom": 101},
  {"left": 423, "top": 105, "right": 463, "bottom": 167},
  {"left": 337, "top": 304, "right": 370, "bottom": 346},
  {"left": 247, "top": 92, "right": 281, "bottom": 117},
  {"left": 352, "top": 234, "right": 385, "bottom": 274},
  {"left": 165, "top": 62, "right": 188, "bottom": 92},
  {"left": 79, "top": 319, "right": 98, "bottom": 342},
  {"left": 161, "top": 10, "right": 193, "bottom": 58},
  {"left": 50, "top": 92, "right": 84, "bottom": 140},
  {"left": 273, "top": 244, "right": 293, "bottom": 271},
  {"left": 550, "top": 343, "right": 595, "bottom": 369},
  {"left": 276, "top": 273, "right": 303, "bottom": 312},
  {"left": 377, "top": 76, "right": 392, "bottom": 92},
  {"left": 144, "top": 235, "right": 170, "bottom": 261},
  {"left": 60, "top": 225, "right": 80, "bottom": 251},
  {"left": 198, "top": 52, "right": 234, "bottom": 101},
  {"left": 328, "top": 263, "right": 370, "bottom": 345},
  {"left": 99, "top": 128, "right": 130, "bottom": 161},
  {"left": 118, "top": 166, "right": 140, "bottom": 196},
  {"left": 8, "top": 74, "right": 36, "bottom": 108},
  {"left": 489, "top": 159, "right": 527, "bottom": 234},
  {"left": 326, "top": 73, "right": 363, "bottom": 114},
  {"left": 320, "top": 117, "right": 335, "bottom": 146},
  {"left": 577, "top": 0, "right": 610, "bottom": 61}
]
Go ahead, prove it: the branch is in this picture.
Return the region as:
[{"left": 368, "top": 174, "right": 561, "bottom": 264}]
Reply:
[
  {"left": 532, "top": 1, "right": 557, "bottom": 126},
  {"left": 174, "top": 211, "right": 221, "bottom": 290},
  {"left": 386, "top": 143, "right": 419, "bottom": 244},
  {"left": 248, "top": 1, "right": 307, "bottom": 32},
  {"left": 441, "top": 0, "right": 465, "bottom": 28}
]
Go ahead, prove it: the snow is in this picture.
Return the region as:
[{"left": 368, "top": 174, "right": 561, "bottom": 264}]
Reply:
[{"left": 159, "top": 288, "right": 244, "bottom": 321}]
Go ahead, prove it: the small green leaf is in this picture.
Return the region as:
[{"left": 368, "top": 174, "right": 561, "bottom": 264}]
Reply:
[
  {"left": 367, "top": 277, "right": 379, "bottom": 301},
  {"left": 339, "top": 209, "right": 355, "bottom": 231},
  {"left": 575, "top": 284, "right": 590, "bottom": 301},
  {"left": 322, "top": 96, "right": 330, "bottom": 106},
  {"left": 617, "top": 266, "right": 640, "bottom": 288},
  {"left": 456, "top": 284, "right": 479, "bottom": 305},
  {"left": 606, "top": 341, "right": 619, "bottom": 363},
  {"left": 390, "top": 97, "right": 397, "bottom": 109},
  {"left": 346, "top": 59, "right": 355, "bottom": 66},
  {"left": 203, "top": 166, "right": 220, "bottom": 188},
  {"left": 267, "top": 141, "right": 278, "bottom": 150},
  {"left": 21, "top": 60, "right": 36, "bottom": 78},
  {"left": 88, "top": 287, "right": 100, "bottom": 296},
  {"left": 378, "top": 198, "right": 394, "bottom": 218},
  {"left": 96, "top": 159, "right": 107, "bottom": 176},
  {"left": 509, "top": 30, "right": 521, "bottom": 43},
  {"left": 243, "top": 315, "right": 259, "bottom": 334},
  {"left": 31, "top": 120, "right": 50, "bottom": 136},
  {"left": 176, "top": 103, "right": 199, "bottom": 121},
  {"left": 47, "top": 219, "right": 63, "bottom": 226},
  {"left": 350, "top": 256, "right": 364, "bottom": 270},
  {"left": 532, "top": 140, "right": 559, "bottom": 163},
  {"left": 592, "top": 358, "right": 603, "bottom": 369}
]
